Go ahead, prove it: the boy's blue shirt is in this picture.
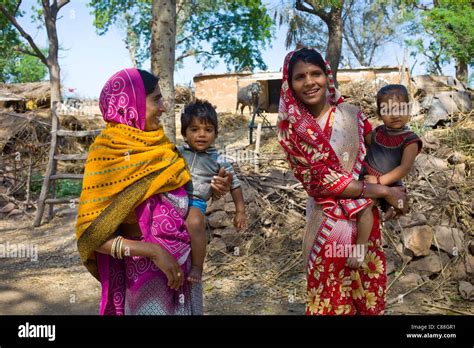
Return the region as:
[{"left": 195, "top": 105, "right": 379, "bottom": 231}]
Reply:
[{"left": 177, "top": 144, "right": 241, "bottom": 202}]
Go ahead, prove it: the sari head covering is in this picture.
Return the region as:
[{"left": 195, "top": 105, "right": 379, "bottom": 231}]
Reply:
[
  {"left": 277, "top": 47, "right": 358, "bottom": 201},
  {"left": 277, "top": 48, "right": 372, "bottom": 264},
  {"left": 76, "top": 68, "right": 191, "bottom": 280},
  {"left": 99, "top": 68, "right": 146, "bottom": 130}
]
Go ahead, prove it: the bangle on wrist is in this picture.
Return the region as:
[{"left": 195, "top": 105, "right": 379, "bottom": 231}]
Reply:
[{"left": 358, "top": 181, "right": 367, "bottom": 199}]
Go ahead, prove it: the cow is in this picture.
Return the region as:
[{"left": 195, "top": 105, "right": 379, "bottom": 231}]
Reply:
[{"left": 236, "top": 82, "right": 262, "bottom": 115}]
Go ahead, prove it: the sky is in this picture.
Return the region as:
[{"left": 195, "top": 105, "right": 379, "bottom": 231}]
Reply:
[{"left": 14, "top": 0, "right": 456, "bottom": 99}]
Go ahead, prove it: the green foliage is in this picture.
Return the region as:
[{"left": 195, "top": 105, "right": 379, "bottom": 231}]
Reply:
[
  {"left": 31, "top": 175, "right": 82, "bottom": 198},
  {"left": 404, "top": 0, "right": 473, "bottom": 76},
  {"left": 0, "top": 1, "right": 47, "bottom": 83},
  {"left": 1, "top": 49, "right": 48, "bottom": 83},
  {"left": 88, "top": 0, "right": 274, "bottom": 71},
  {"left": 421, "top": 1, "right": 474, "bottom": 67}
]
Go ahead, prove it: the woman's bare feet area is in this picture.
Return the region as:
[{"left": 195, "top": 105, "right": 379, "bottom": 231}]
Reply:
[
  {"left": 346, "top": 243, "right": 368, "bottom": 269},
  {"left": 187, "top": 264, "right": 203, "bottom": 283}
]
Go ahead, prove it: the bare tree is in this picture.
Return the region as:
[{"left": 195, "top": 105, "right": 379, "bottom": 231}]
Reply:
[
  {"left": 294, "top": 0, "right": 344, "bottom": 85},
  {"left": 343, "top": 0, "right": 402, "bottom": 67},
  {"left": 275, "top": 0, "right": 403, "bottom": 80}
]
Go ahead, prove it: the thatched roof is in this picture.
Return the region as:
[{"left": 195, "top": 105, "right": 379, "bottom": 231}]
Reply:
[
  {"left": 0, "top": 81, "right": 50, "bottom": 103},
  {"left": 0, "top": 111, "right": 51, "bottom": 151}
]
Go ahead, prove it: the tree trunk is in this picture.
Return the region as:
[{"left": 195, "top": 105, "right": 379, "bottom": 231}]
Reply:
[
  {"left": 455, "top": 57, "right": 468, "bottom": 83},
  {"left": 151, "top": 0, "right": 177, "bottom": 142},
  {"left": 44, "top": 6, "right": 62, "bottom": 103},
  {"left": 325, "top": 8, "right": 343, "bottom": 88}
]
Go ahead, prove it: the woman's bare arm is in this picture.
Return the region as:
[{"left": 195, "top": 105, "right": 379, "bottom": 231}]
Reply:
[
  {"left": 95, "top": 236, "right": 184, "bottom": 290},
  {"left": 337, "top": 180, "right": 407, "bottom": 213}
]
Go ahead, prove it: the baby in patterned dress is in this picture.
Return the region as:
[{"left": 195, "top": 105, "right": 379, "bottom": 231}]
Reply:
[{"left": 347, "top": 84, "right": 422, "bottom": 268}]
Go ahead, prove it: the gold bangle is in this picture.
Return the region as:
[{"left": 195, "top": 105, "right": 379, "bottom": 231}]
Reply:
[
  {"left": 115, "top": 236, "right": 122, "bottom": 259},
  {"left": 117, "top": 236, "right": 124, "bottom": 259},
  {"left": 110, "top": 237, "right": 118, "bottom": 258}
]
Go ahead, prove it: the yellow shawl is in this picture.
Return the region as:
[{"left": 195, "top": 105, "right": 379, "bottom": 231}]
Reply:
[{"left": 76, "top": 122, "right": 190, "bottom": 278}]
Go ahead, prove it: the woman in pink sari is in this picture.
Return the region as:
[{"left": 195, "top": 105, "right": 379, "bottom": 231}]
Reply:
[
  {"left": 76, "top": 68, "right": 230, "bottom": 315},
  {"left": 277, "top": 48, "right": 406, "bottom": 315}
]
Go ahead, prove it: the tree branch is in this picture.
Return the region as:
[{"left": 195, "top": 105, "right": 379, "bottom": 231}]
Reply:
[
  {"left": 296, "top": 0, "right": 330, "bottom": 24},
  {"left": 0, "top": 4, "right": 48, "bottom": 66},
  {"left": 14, "top": 0, "right": 22, "bottom": 16},
  {"left": 57, "top": 0, "right": 70, "bottom": 11},
  {"left": 12, "top": 45, "right": 42, "bottom": 59},
  {"left": 176, "top": 49, "right": 220, "bottom": 62},
  {"left": 176, "top": 21, "right": 233, "bottom": 46}
]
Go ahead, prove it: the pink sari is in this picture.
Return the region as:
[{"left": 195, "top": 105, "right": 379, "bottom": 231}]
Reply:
[
  {"left": 97, "top": 188, "right": 202, "bottom": 315},
  {"left": 94, "top": 68, "right": 202, "bottom": 315}
]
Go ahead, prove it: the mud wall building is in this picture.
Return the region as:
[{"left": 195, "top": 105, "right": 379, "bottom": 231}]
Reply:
[{"left": 193, "top": 66, "right": 410, "bottom": 113}]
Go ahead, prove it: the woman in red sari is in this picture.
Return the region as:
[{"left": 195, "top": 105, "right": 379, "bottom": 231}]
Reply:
[{"left": 277, "top": 48, "right": 407, "bottom": 315}]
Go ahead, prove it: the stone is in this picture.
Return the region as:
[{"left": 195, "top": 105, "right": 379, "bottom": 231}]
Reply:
[
  {"left": 212, "top": 228, "right": 225, "bottom": 237},
  {"left": 468, "top": 241, "right": 474, "bottom": 256},
  {"left": 451, "top": 261, "right": 468, "bottom": 281},
  {"left": 421, "top": 131, "right": 440, "bottom": 151},
  {"left": 208, "top": 238, "right": 226, "bottom": 256},
  {"left": 224, "top": 192, "right": 233, "bottom": 203},
  {"left": 399, "top": 213, "right": 428, "bottom": 228},
  {"left": 7, "top": 209, "right": 22, "bottom": 217},
  {"left": 0, "top": 202, "right": 15, "bottom": 214},
  {"left": 422, "top": 90, "right": 471, "bottom": 128},
  {"left": 466, "top": 254, "right": 474, "bottom": 276},
  {"left": 414, "top": 154, "right": 448, "bottom": 175},
  {"left": 386, "top": 261, "right": 395, "bottom": 275},
  {"left": 206, "top": 197, "right": 225, "bottom": 215},
  {"left": 219, "top": 226, "right": 242, "bottom": 247},
  {"left": 208, "top": 211, "right": 231, "bottom": 228},
  {"left": 402, "top": 225, "right": 434, "bottom": 257},
  {"left": 409, "top": 251, "right": 450, "bottom": 275},
  {"left": 458, "top": 281, "right": 474, "bottom": 300},
  {"left": 399, "top": 273, "right": 422, "bottom": 288},
  {"left": 396, "top": 242, "right": 414, "bottom": 263},
  {"left": 452, "top": 163, "right": 466, "bottom": 184},
  {"left": 224, "top": 202, "right": 236, "bottom": 213},
  {"left": 242, "top": 188, "right": 256, "bottom": 203},
  {"left": 433, "top": 226, "right": 464, "bottom": 256}
]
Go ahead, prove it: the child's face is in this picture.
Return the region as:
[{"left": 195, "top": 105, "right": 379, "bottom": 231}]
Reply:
[
  {"left": 378, "top": 94, "right": 410, "bottom": 129},
  {"left": 184, "top": 117, "right": 216, "bottom": 152}
]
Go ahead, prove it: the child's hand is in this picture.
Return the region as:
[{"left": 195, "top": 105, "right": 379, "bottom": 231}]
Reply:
[
  {"left": 234, "top": 211, "right": 247, "bottom": 231},
  {"left": 364, "top": 175, "right": 378, "bottom": 184}
]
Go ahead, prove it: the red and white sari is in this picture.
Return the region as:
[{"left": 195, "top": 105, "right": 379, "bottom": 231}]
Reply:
[{"left": 277, "top": 49, "right": 386, "bottom": 315}]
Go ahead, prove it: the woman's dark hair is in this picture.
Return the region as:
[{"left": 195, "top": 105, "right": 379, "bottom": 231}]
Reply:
[
  {"left": 181, "top": 99, "right": 218, "bottom": 137},
  {"left": 376, "top": 84, "right": 409, "bottom": 111},
  {"left": 288, "top": 48, "right": 327, "bottom": 84},
  {"left": 137, "top": 69, "right": 159, "bottom": 95}
]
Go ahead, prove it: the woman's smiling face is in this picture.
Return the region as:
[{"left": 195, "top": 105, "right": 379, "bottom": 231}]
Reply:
[
  {"left": 290, "top": 60, "right": 328, "bottom": 108},
  {"left": 144, "top": 84, "right": 166, "bottom": 131}
]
